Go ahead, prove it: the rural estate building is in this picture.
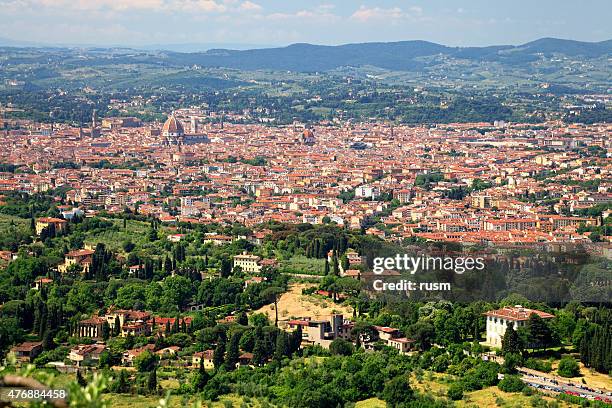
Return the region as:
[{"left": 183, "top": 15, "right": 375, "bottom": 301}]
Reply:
[
  {"left": 287, "top": 314, "right": 348, "bottom": 348},
  {"left": 35, "top": 217, "right": 67, "bottom": 235},
  {"left": 58, "top": 249, "right": 95, "bottom": 274},
  {"left": 192, "top": 350, "right": 214, "bottom": 369},
  {"left": 76, "top": 316, "right": 106, "bottom": 340},
  {"left": 483, "top": 305, "right": 554, "bottom": 348},
  {"left": 68, "top": 344, "right": 106, "bottom": 367},
  {"left": 286, "top": 315, "right": 416, "bottom": 354},
  {"left": 233, "top": 251, "right": 262, "bottom": 273},
  {"left": 10, "top": 341, "right": 43, "bottom": 363}
]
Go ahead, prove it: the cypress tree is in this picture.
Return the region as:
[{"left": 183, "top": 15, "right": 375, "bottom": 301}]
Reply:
[
  {"left": 317, "top": 239, "right": 325, "bottom": 258},
  {"left": 224, "top": 332, "right": 241, "bottom": 371},
  {"left": 291, "top": 325, "right": 302, "bottom": 355},
  {"left": 163, "top": 256, "right": 172, "bottom": 273},
  {"left": 173, "top": 316, "right": 180, "bottom": 333},
  {"left": 213, "top": 340, "right": 226, "bottom": 370},
  {"left": 195, "top": 359, "right": 209, "bottom": 391},
  {"left": 332, "top": 252, "right": 339, "bottom": 275},
  {"left": 116, "top": 369, "right": 129, "bottom": 393},
  {"left": 274, "top": 331, "right": 289, "bottom": 361},
  {"left": 76, "top": 369, "right": 87, "bottom": 387},
  {"left": 147, "top": 369, "right": 157, "bottom": 394},
  {"left": 42, "top": 329, "right": 55, "bottom": 351},
  {"left": 102, "top": 322, "right": 110, "bottom": 340},
  {"left": 114, "top": 316, "right": 121, "bottom": 337},
  {"left": 252, "top": 337, "right": 266, "bottom": 366}
]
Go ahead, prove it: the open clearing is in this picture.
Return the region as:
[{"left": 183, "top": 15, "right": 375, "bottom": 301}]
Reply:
[
  {"left": 252, "top": 283, "right": 353, "bottom": 323},
  {"left": 355, "top": 397, "right": 386, "bottom": 408}
]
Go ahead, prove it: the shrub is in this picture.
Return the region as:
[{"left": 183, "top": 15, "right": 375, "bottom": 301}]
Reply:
[
  {"left": 329, "top": 339, "right": 354, "bottom": 356},
  {"left": 498, "top": 375, "right": 525, "bottom": 393},
  {"left": 523, "top": 358, "right": 552, "bottom": 373},
  {"left": 557, "top": 356, "right": 580, "bottom": 378},
  {"left": 447, "top": 382, "right": 464, "bottom": 400},
  {"left": 431, "top": 354, "right": 451, "bottom": 373}
]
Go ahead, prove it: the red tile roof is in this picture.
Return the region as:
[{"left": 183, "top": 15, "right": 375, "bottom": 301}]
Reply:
[{"left": 484, "top": 306, "right": 554, "bottom": 321}]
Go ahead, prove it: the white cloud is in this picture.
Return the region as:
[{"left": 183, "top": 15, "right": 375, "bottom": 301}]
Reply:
[
  {"left": 172, "top": 0, "right": 227, "bottom": 13},
  {"left": 265, "top": 8, "right": 337, "bottom": 21},
  {"left": 239, "top": 1, "right": 261, "bottom": 12},
  {"left": 12, "top": 0, "right": 241, "bottom": 13},
  {"left": 350, "top": 5, "right": 405, "bottom": 22}
]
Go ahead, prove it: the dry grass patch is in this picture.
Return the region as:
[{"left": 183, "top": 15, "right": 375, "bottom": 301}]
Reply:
[{"left": 252, "top": 283, "right": 352, "bottom": 323}]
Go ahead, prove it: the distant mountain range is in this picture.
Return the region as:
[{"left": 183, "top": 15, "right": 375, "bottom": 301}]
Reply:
[
  {"left": 1, "top": 37, "right": 610, "bottom": 73},
  {"left": 161, "top": 38, "right": 612, "bottom": 72}
]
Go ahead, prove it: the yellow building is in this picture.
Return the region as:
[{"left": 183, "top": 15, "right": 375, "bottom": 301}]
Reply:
[{"left": 35, "top": 217, "right": 67, "bottom": 235}]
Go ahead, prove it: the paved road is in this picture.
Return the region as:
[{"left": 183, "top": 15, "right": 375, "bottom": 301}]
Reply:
[{"left": 517, "top": 367, "right": 612, "bottom": 403}]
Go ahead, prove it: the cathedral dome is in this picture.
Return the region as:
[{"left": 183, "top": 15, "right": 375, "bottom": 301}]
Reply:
[{"left": 162, "top": 114, "right": 185, "bottom": 137}]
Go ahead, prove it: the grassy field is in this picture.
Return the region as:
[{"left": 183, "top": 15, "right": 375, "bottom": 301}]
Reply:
[
  {"left": 410, "top": 371, "right": 576, "bottom": 408},
  {"left": 279, "top": 255, "right": 326, "bottom": 275},
  {"left": 103, "top": 393, "right": 263, "bottom": 408},
  {"left": 0, "top": 213, "right": 30, "bottom": 230},
  {"left": 459, "top": 387, "right": 573, "bottom": 408},
  {"left": 355, "top": 397, "right": 386, "bottom": 408}
]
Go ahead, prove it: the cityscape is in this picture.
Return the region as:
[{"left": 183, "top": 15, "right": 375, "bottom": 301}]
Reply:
[{"left": 0, "top": 2, "right": 610, "bottom": 408}]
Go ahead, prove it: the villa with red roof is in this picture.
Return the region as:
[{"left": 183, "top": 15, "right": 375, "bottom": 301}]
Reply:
[{"left": 483, "top": 305, "right": 554, "bottom": 348}]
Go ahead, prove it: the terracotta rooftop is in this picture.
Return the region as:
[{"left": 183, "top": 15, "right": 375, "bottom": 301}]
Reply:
[{"left": 484, "top": 305, "right": 554, "bottom": 321}]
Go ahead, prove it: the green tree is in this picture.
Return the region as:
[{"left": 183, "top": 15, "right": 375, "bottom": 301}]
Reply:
[
  {"left": 447, "top": 382, "right": 464, "bottom": 400},
  {"left": 148, "top": 228, "right": 158, "bottom": 242},
  {"left": 382, "top": 376, "right": 414, "bottom": 407},
  {"left": 147, "top": 369, "right": 157, "bottom": 394},
  {"left": 502, "top": 352, "right": 523, "bottom": 374},
  {"left": 76, "top": 369, "right": 87, "bottom": 387},
  {"left": 329, "top": 338, "right": 354, "bottom": 356},
  {"left": 113, "top": 316, "right": 121, "bottom": 337},
  {"left": 191, "top": 360, "right": 210, "bottom": 392},
  {"left": 224, "top": 332, "right": 241, "bottom": 370},
  {"left": 407, "top": 321, "right": 435, "bottom": 351},
  {"left": 134, "top": 350, "right": 156, "bottom": 372},
  {"left": 274, "top": 331, "right": 290, "bottom": 360},
  {"left": 501, "top": 326, "right": 524, "bottom": 356},
  {"left": 252, "top": 337, "right": 266, "bottom": 366},
  {"left": 526, "top": 314, "right": 555, "bottom": 350},
  {"left": 236, "top": 312, "right": 248, "bottom": 326},
  {"left": 498, "top": 375, "right": 525, "bottom": 392},
  {"left": 112, "top": 369, "right": 129, "bottom": 393},
  {"left": 41, "top": 328, "right": 55, "bottom": 351},
  {"left": 101, "top": 322, "right": 110, "bottom": 341},
  {"left": 557, "top": 356, "right": 580, "bottom": 378},
  {"left": 213, "top": 339, "right": 226, "bottom": 370}
]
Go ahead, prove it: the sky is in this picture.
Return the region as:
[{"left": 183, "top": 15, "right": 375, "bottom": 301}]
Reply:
[{"left": 1, "top": 0, "right": 610, "bottom": 48}]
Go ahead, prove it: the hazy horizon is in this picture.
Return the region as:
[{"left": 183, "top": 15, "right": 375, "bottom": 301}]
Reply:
[{"left": 1, "top": 0, "right": 610, "bottom": 48}]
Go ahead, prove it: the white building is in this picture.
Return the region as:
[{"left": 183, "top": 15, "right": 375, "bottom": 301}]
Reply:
[
  {"left": 355, "top": 185, "right": 381, "bottom": 199},
  {"left": 233, "top": 251, "right": 262, "bottom": 273},
  {"left": 483, "top": 305, "right": 554, "bottom": 348}
]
